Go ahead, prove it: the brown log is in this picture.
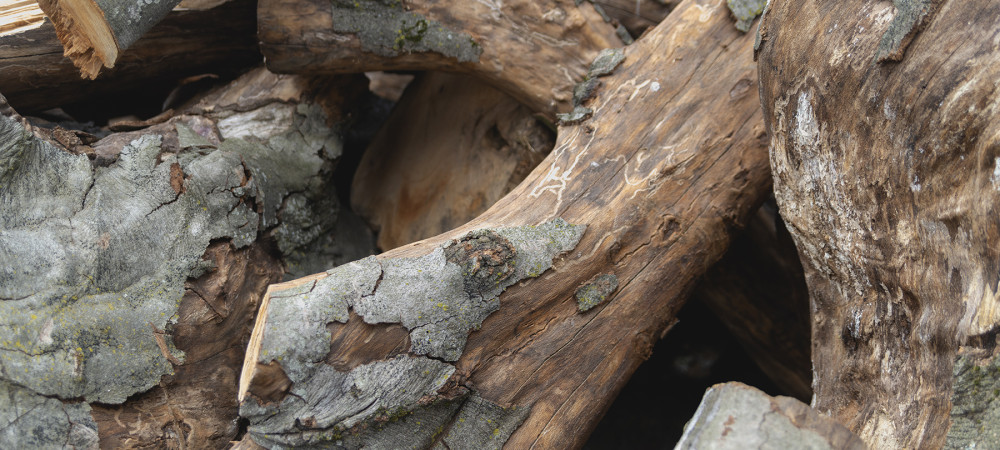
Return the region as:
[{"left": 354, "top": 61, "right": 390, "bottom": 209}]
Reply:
[
  {"left": 0, "top": 0, "right": 260, "bottom": 113},
  {"left": 351, "top": 71, "right": 555, "bottom": 251},
  {"left": 757, "top": 0, "right": 1000, "bottom": 447},
  {"left": 257, "top": 0, "right": 624, "bottom": 117},
  {"left": 237, "top": 1, "right": 770, "bottom": 448}
]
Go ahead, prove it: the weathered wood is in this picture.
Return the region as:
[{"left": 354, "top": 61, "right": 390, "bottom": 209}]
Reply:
[
  {"left": 0, "top": 0, "right": 260, "bottom": 113},
  {"left": 757, "top": 0, "right": 1000, "bottom": 447},
  {"left": 257, "top": 0, "right": 624, "bottom": 117},
  {"left": 676, "top": 382, "right": 865, "bottom": 449},
  {"left": 36, "top": 0, "right": 185, "bottom": 78},
  {"left": 238, "top": 1, "right": 770, "bottom": 448},
  {"left": 0, "top": 68, "right": 372, "bottom": 447},
  {"left": 692, "top": 201, "right": 812, "bottom": 400},
  {"left": 351, "top": 71, "right": 554, "bottom": 251}
]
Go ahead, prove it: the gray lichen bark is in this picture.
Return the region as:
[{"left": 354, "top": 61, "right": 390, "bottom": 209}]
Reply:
[
  {"left": 242, "top": 220, "right": 584, "bottom": 447},
  {"left": 945, "top": 350, "right": 1000, "bottom": 449},
  {"left": 0, "top": 73, "right": 355, "bottom": 445}
]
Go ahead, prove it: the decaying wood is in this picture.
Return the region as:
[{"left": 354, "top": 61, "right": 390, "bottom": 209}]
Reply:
[
  {"left": 351, "top": 71, "right": 554, "bottom": 251},
  {"left": 757, "top": 0, "right": 1000, "bottom": 447},
  {"left": 0, "top": 0, "right": 259, "bottom": 113},
  {"left": 692, "top": 201, "right": 812, "bottom": 400},
  {"left": 238, "top": 0, "right": 770, "bottom": 448},
  {"left": 0, "top": 68, "right": 373, "bottom": 447},
  {"left": 36, "top": 0, "right": 186, "bottom": 79},
  {"left": 676, "top": 382, "right": 865, "bottom": 449},
  {"left": 257, "top": 0, "right": 624, "bottom": 117}
]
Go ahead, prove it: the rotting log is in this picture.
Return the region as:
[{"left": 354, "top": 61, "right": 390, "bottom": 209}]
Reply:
[
  {"left": 0, "top": 0, "right": 260, "bottom": 113},
  {"left": 257, "top": 0, "right": 624, "bottom": 118},
  {"left": 0, "top": 68, "right": 374, "bottom": 448},
  {"left": 351, "top": 71, "right": 555, "bottom": 251},
  {"left": 238, "top": 0, "right": 770, "bottom": 447},
  {"left": 757, "top": 0, "right": 1000, "bottom": 447}
]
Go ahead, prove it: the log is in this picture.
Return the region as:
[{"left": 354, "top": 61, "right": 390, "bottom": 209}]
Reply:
[
  {"left": 257, "top": 0, "right": 624, "bottom": 117},
  {"left": 237, "top": 0, "right": 770, "bottom": 448},
  {"left": 0, "top": 0, "right": 260, "bottom": 113},
  {"left": 0, "top": 68, "right": 373, "bottom": 447},
  {"left": 756, "top": 0, "right": 1000, "bottom": 447},
  {"left": 676, "top": 382, "right": 865, "bottom": 449},
  {"left": 351, "top": 71, "right": 555, "bottom": 251}
]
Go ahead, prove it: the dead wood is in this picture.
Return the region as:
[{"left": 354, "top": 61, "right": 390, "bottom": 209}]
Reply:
[
  {"left": 757, "top": 0, "right": 1000, "bottom": 447},
  {"left": 256, "top": 0, "right": 624, "bottom": 117},
  {"left": 237, "top": 1, "right": 770, "bottom": 448}
]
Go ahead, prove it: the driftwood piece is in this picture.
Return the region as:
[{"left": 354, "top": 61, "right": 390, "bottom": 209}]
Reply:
[
  {"left": 0, "top": 69, "right": 372, "bottom": 447},
  {"left": 351, "top": 71, "right": 554, "bottom": 251},
  {"left": 257, "top": 0, "right": 624, "bottom": 117},
  {"left": 0, "top": 0, "right": 260, "bottom": 113},
  {"left": 676, "top": 382, "right": 865, "bottom": 449},
  {"left": 36, "top": 0, "right": 185, "bottom": 78},
  {"left": 692, "top": 201, "right": 812, "bottom": 400},
  {"left": 238, "top": 0, "right": 770, "bottom": 448},
  {"left": 757, "top": 0, "right": 1000, "bottom": 447}
]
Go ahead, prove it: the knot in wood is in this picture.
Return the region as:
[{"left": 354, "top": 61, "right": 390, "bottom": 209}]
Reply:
[{"left": 445, "top": 230, "right": 517, "bottom": 297}]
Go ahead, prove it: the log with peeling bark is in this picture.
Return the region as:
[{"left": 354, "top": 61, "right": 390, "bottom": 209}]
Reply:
[
  {"left": 0, "top": 68, "right": 375, "bottom": 448},
  {"left": 257, "top": 0, "right": 624, "bottom": 117},
  {"left": 351, "top": 71, "right": 555, "bottom": 251},
  {"left": 0, "top": 0, "right": 260, "bottom": 113},
  {"left": 237, "top": 0, "right": 770, "bottom": 447},
  {"left": 757, "top": 0, "right": 1000, "bottom": 447}
]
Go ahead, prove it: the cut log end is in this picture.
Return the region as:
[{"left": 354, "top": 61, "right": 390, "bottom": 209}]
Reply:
[{"left": 36, "top": 0, "right": 119, "bottom": 79}]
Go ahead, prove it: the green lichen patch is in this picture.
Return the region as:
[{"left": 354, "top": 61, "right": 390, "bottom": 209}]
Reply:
[
  {"left": 944, "top": 350, "right": 1000, "bottom": 449},
  {"left": 330, "top": 0, "right": 482, "bottom": 62},
  {"left": 0, "top": 379, "right": 98, "bottom": 448},
  {"left": 875, "top": 0, "right": 934, "bottom": 62},
  {"left": 434, "top": 393, "right": 530, "bottom": 450},
  {"left": 572, "top": 78, "right": 601, "bottom": 108},
  {"left": 587, "top": 48, "right": 626, "bottom": 79},
  {"left": 576, "top": 273, "right": 619, "bottom": 312},
  {"left": 727, "top": 0, "right": 767, "bottom": 33}
]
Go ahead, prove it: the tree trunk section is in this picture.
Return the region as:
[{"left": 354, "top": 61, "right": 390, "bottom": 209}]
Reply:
[
  {"left": 0, "top": 0, "right": 260, "bottom": 113},
  {"left": 238, "top": 1, "right": 770, "bottom": 448},
  {"left": 757, "top": 0, "right": 1000, "bottom": 447},
  {"left": 256, "top": 0, "right": 624, "bottom": 117},
  {"left": 36, "top": 0, "right": 185, "bottom": 78}
]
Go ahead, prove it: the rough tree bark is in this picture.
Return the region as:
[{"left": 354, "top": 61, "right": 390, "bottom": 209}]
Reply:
[
  {"left": 351, "top": 71, "right": 555, "bottom": 251},
  {"left": 256, "top": 0, "right": 624, "bottom": 117},
  {"left": 757, "top": 0, "right": 1000, "bottom": 447},
  {"left": 0, "top": 68, "right": 374, "bottom": 448},
  {"left": 36, "top": 0, "right": 186, "bottom": 78},
  {"left": 237, "top": 0, "right": 770, "bottom": 448},
  {"left": 0, "top": 0, "right": 260, "bottom": 113}
]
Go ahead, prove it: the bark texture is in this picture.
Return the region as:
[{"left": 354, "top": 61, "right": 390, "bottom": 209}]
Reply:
[
  {"left": 257, "top": 0, "right": 624, "bottom": 117},
  {"left": 0, "top": 69, "right": 373, "bottom": 447},
  {"left": 676, "top": 382, "right": 865, "bottom": 449},
  {"left": 757, "top": 0, "right": 1000, "bottom": 447},
  {"left": 0, "top": 0, "right": 260, "bottom": 113},
  {"left": 239, "top": 0, "right": 770, "bottom": 447},
  {"left": 351, "top": 71, "right": 554, "bottom": 251},
  {"left": 37, "top": 0, "right": 185, "bottom": 78}
]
